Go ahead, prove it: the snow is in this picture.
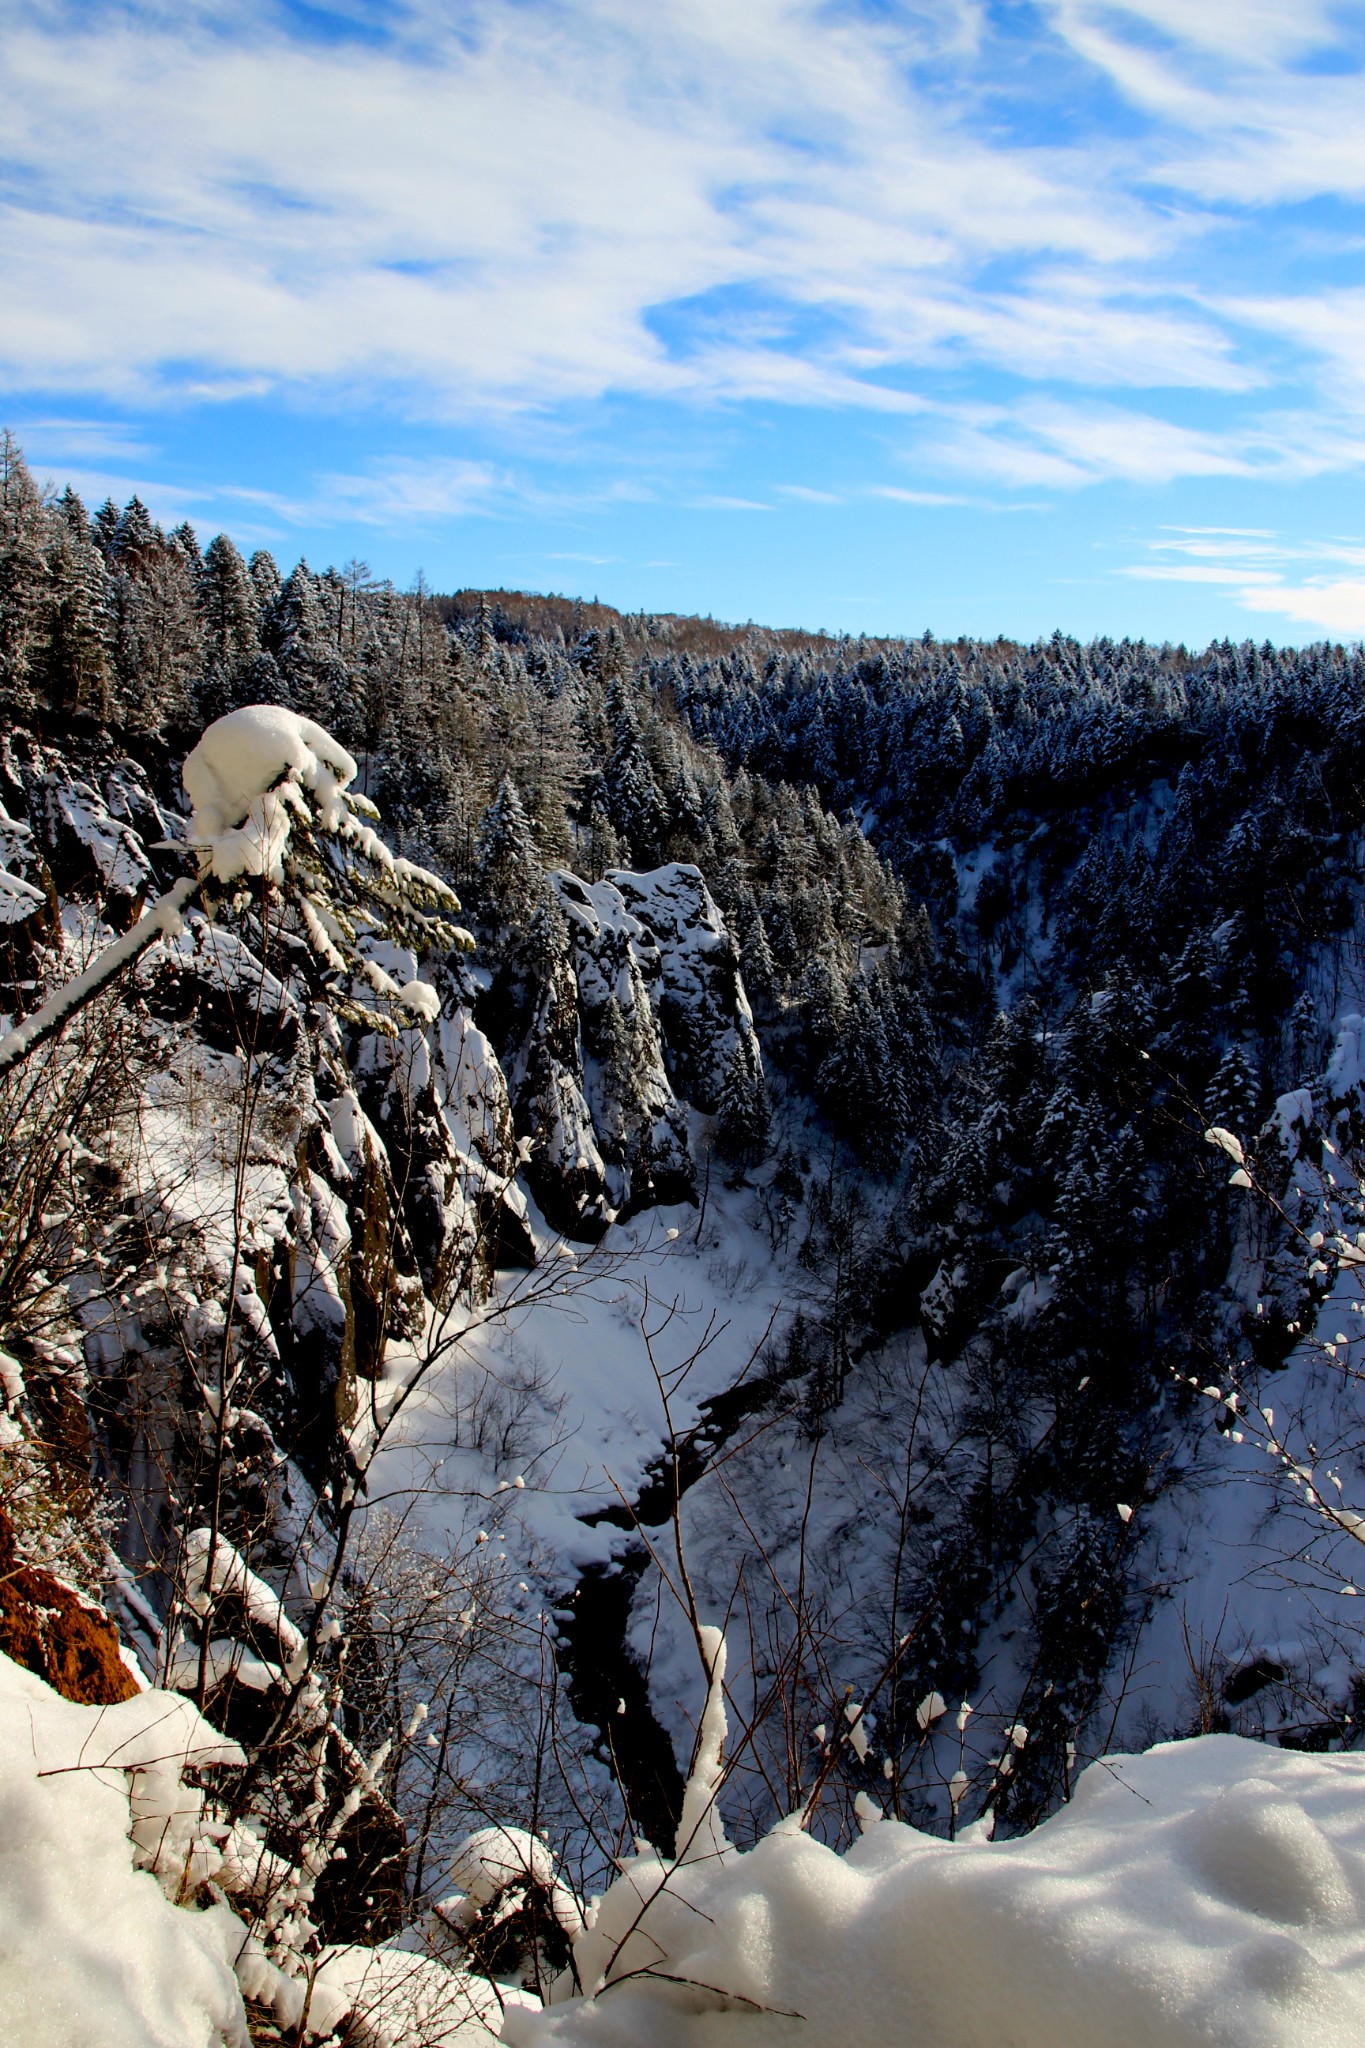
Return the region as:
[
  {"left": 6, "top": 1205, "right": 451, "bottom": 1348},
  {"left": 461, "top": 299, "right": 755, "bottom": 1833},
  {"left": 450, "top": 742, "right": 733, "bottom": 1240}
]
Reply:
[
  {"left": 0, "top": 802, "right": 44, "bottom": 922},
  {"left": 674, "top": 1626, "right": 731, "bottom": 1869},
  {"left": 0, "top": 1649, "right": 248, "bottom": 2048},
  {"left": 309, "top": 1943, "right": 535, "bottom": 2048},
  {"left": 449, "top": 1825, "right": 558, "bottom": 1902},
  {"left": 364, "top": 1183, "right": 793, "bottom": 1575},
  {"left": 183, "top": 1527, "right": 307, "bottom": 1670},
  {"left": 510, "top": 1726, "right": 1365, "bottom": 2048},
  {"left": 182, "top": 707, "right": 466, "bottom": 947},
  {"left": 49, "top": 773, "right": 155, "bottom": 897},
  {"left": 183, "top": 705, "right": 358, "bottom": 881},
  {"left": 1205, "top": 1125, "right": 1246, "bottom": 1165},
  {"left": 400, "top": 977, "right": 443, "bottom": 1023}
]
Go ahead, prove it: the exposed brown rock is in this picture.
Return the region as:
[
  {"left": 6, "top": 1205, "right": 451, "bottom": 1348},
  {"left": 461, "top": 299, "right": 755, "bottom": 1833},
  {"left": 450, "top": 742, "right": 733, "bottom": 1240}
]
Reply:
[{"left": 0, "top": 1501, "right": 140, "bottom": 1705}]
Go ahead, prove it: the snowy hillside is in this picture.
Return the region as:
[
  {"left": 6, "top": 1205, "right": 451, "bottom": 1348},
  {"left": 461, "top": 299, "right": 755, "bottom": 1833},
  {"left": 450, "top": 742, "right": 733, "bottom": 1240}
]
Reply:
[{"left": 6, "top": 436, "right": 1365, "bottom": 2040}]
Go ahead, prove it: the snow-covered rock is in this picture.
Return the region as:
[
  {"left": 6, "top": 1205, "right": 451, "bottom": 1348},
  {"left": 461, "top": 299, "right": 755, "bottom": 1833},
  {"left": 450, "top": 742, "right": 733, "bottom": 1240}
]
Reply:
[
  {"left": 607, "top": 864, "right": 760, "bottom": 1113},
  {"left": 551, "top": 870, "right": 695, "bottom": 1221}
]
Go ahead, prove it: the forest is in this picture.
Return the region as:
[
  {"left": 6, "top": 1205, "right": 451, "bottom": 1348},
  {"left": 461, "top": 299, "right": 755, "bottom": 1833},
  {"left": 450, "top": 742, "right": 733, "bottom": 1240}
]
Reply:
[{"left": 4, "top": 427, "right": 1365, "bottom": 2045}]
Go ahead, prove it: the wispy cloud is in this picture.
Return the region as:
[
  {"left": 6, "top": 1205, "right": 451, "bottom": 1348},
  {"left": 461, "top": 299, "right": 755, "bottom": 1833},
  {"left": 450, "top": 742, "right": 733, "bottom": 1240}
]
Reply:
[
  {"left": 688, "top": 495, "right": 772, "bottom": 512},
  {"left": 1121, "top": 525, "right": 1365, "bottom": 636}
]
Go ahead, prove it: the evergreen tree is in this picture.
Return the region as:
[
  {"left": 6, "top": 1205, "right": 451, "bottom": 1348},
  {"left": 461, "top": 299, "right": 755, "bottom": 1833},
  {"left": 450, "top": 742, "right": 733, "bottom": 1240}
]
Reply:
[
  {"left": 0, "top": 432, "right": 48, "bottom": 709},
  {"left": 199, "top": 533, "right": 260, "bottom": 674},
  {"left": 713, "top": 1039, "right": 771, "bottom": 1168},
  {"left": 474, "top": 777, "right": 543, "bottom": 932},
  {"left": 107, "top": 526, "right": 201, "bottom": 738},
  {"left": 248, "top": 547, "right": 282, "bottom": 621},
  {"left": 43, "top": 520, "right": 110, "bottom": 717},
  {"left": 603, "top": 670, "right": 666, "bottom": 865}
]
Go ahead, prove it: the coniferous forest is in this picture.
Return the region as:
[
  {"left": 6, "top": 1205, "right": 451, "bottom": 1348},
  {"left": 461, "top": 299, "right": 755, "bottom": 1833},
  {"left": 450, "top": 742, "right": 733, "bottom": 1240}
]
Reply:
[{"left": 5, "top": 428, "right": 1365, "bottom": 2042}]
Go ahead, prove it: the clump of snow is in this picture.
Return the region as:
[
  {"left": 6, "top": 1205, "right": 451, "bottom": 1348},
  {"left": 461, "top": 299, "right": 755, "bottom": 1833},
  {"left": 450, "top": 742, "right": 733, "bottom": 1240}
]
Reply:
[
  {"left": 182, "top": 1527, "right": 306, "bottom": 1673},
  {"left": 675, "top": 1626, "right": 732, "bottom": 1869},
  {"left": 1205, "top": 1124, "right": 1246, "bottom": 1165},
  {"left": 309, "top": 1943, "right": 537, "bottom": 2048},
  {"left": 183, "top": 705, "right": 358, "bottom": 882},
  {"left": 510, "top": 1720, "right": 1365, "bottom": 2048},
  {"left": 398, "top": 977, "right": 442, "bottom": 1024},
  {"left": 442, "top": 1825, "right": 585, "bottom": 1949},
  {"left": 449, "top": 1824, "right": 557, "bottom": 1903}
]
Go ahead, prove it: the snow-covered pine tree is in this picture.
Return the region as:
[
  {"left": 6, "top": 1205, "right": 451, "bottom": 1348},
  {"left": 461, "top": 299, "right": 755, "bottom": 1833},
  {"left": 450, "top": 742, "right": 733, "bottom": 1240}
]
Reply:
[
  {"left": 713, "top": 1037, "right": 771, "bottom": 1168},
  {"left": 475, "top": 776, "right": 543, "bottom": 934},
  {"left": 200, "top": 533, "right": 260, "bottom": 676},
  {"left": 42, "top": 513, "right": 110, "bottom": 717},
  {"left": 184, "top": 704, "right": 473, "bottom": 1033},
  {"left": 0, "top": 433, "right": 48, "bottom": 711}
]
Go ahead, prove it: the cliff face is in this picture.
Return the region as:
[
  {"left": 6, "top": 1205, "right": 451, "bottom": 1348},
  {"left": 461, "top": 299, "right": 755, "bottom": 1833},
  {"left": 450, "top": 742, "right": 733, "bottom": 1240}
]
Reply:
[{"left": 502, "top": 863, "right": 761, "bottom": 1239}]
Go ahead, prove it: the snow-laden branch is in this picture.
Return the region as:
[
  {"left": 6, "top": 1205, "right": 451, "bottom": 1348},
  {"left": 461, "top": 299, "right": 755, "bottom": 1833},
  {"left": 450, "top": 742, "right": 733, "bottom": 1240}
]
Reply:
[
  {"left": 0, "top": 875, "right": 198, "bottom": 1075},
  {"left": 0, "top": 704, "right": 477, "bottom": 1077}
]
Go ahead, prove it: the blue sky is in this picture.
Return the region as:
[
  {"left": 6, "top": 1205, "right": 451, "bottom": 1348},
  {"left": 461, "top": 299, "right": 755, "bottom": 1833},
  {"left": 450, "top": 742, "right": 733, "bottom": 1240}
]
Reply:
[{"left": 3, "top": 0, "right": 1365, "bottom": 643}]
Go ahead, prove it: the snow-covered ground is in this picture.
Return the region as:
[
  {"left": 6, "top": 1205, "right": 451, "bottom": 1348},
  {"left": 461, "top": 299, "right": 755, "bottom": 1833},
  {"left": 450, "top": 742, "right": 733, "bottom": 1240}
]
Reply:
[
  {"left": 366, "top": 1174, "right": 795, "bottom": 1582},
  {"left": 15, "top": 1620, "right": 1365, "bottom": 2048},
  {"left": 511, "top": 1691, "right": 1365, "bottom": 2048}
]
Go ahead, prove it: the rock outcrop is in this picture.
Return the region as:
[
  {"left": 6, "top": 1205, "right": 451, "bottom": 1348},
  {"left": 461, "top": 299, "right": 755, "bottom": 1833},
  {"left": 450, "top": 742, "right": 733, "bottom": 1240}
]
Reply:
[{"left": 503, "top": 864, "right": 761, "bottom": 1239}]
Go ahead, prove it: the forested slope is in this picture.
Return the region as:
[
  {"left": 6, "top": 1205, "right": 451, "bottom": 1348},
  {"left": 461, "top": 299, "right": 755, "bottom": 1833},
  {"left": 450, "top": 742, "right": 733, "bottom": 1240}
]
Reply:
[{"left": 4, "top": 429, "right": 1365, "bottom": 2043}]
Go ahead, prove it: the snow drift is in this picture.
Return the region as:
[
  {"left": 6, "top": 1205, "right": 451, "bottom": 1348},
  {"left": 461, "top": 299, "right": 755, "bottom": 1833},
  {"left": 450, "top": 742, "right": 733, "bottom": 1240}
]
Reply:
[
  {"left": 0, "top": 1648, "right": 248, "bottom": 2048},
  {"left": 512, "top": 1731, "right": 1365, "bottom": 2048}
]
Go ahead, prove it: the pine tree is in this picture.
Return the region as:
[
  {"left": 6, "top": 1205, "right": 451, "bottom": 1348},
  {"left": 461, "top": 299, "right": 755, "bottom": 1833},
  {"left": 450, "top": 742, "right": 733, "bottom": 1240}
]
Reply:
[
  {"left": 200, "top": 533, "right": 260, "bottom": 673},
  {"left": 107, "top": 528, "right": 201, "bottom": 738},
  {"left": 91, "top": 497, "right": 121, "bottom": 556},
  {"left": 593, "top": 992, "right": 649, "bottom": 1165},
  {"left": 0, "top": 432, "right": 49, "bottom": 710},
  {"left": 603, "top": 670, "right": 666, "bottom": 866},
  {"left": 474, "top": 776, "right": 543, "bottom": 933},
  {"left": 248, "top": 548, "right": 282, "bottom": 622},
  {"left": 714, "top": 1039, "right": 771, "bottom": 1168},
  {"left": 43, "top": 521, "right": 110, "bottom": 717}
]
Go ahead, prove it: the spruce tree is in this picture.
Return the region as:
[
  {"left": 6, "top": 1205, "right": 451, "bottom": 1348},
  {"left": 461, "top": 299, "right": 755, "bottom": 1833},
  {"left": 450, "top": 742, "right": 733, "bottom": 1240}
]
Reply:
[
  {"left": 0, "top": 432, "right": 48, "bottom": 710},
  {"left": 474, "top": 776, "right": 543, "bottom": 933},
  {"left": 200, "top": 533, "right": 260, "bottom": 674},
  {"left": 714, "top": 1039, "right": 771, "bottom": 1168}
]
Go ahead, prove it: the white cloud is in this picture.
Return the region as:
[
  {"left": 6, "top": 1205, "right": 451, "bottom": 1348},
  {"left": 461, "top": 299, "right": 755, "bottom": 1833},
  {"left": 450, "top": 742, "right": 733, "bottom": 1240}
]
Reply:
[
  {"left": 0, "top": 1, "right": 1270, "bottom": 414},
  {"left": 1239, "top": 580, "right": 1365, "bottom": 635},
  {"left": 775, "top": 485, "right": 845, "bottom": 504},
  {"left": 871, "top": 485, "right": 973, "bottom": 507},
  {"left": 1, "top": 0, "right": 1363, "bottom": 501},
  {"left": 688, "top": 495, "right": 773, "bottom": 512},
  {"left": 1121, "top": 565, "right": 1282, "bottom": 586},
  {"left": 1043, "top": 1, "right": 1365, "bottom": 207}
]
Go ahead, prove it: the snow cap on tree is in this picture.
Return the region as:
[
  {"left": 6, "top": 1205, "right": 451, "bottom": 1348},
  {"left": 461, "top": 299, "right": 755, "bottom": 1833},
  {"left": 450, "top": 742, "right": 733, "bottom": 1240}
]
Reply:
[{"left": 183, "top": 703, "right": 472, "bottom": 1032}]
